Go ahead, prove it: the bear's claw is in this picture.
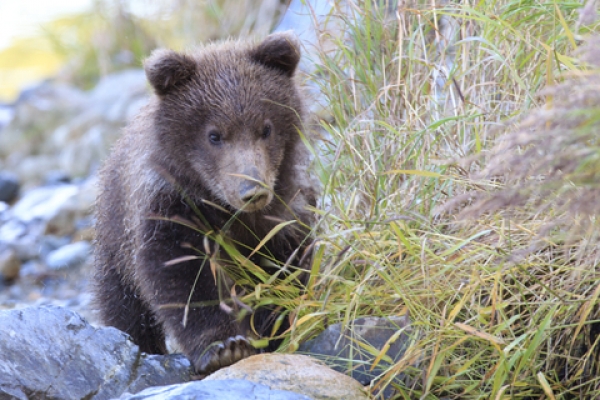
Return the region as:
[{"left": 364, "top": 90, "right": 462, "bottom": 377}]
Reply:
[{"left": 196, "top": 335, "right": 256, "bottom": 375}]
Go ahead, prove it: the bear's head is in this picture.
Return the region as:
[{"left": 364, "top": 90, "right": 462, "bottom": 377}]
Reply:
[{"left": 144, "top": 31, "right": 304, "bottom": 213}]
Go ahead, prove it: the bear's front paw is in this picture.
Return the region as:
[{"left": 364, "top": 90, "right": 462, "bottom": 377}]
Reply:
[{"left": 195, "top": 335, "right": 256, "bottom": 375}]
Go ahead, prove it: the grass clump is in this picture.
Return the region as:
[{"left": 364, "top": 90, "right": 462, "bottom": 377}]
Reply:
[{"left": 283, "top": 1, "right": 600, "bottom": 398}]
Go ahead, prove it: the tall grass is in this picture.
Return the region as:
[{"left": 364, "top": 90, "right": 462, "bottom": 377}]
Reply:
[{"left": 292, "top": 0, "right": 600, "bottom": 398}]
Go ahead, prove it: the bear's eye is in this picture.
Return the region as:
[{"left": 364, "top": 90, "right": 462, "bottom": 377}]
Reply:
[
  {"left": 208, "top": 131, "right": 222, "bottom": 145},
  {"left": 262, "top": 124, "right": 271, "bottom": 139}
]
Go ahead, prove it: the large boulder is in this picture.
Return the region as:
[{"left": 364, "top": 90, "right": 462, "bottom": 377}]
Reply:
[
  {"left": 0, "top": 306, "right": 192, "bottom": 400},
  {"left": 205, "top": 353, "right": 369, "bottom": 400}
]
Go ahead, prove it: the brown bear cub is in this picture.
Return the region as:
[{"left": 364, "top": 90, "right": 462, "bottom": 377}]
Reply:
[{"left": 93, "top": 31, "right": 316, "bottom": 375}]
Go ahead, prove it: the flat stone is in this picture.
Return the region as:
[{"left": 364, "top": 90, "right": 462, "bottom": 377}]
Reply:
[
  {"left": 10, "top": 184, "right": 79, "bottom": 223},
  {"left": 117, "top": 379, "right": 312, "bottom": 400},
  {"left": 45, "top": 240, "right": 91, "bottom": 270},
  {"left": 0, "top": 220, "right": 45, "bottom": 261}
]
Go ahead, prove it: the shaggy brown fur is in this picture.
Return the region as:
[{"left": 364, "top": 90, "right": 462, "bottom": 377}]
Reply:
[{"left": 93, "top": 32, "right": 316, "bottom": 375}]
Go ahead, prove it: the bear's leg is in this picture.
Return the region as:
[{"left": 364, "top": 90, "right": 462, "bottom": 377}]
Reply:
[
  {"left": 138, "top": 259, "right": 256, "bottom": 373},
  {"left": 95, "top": 265, "right": 167, "bottom": 355},
  {"left": 137, "top": 218, "right": 256, "bottom": 374}
]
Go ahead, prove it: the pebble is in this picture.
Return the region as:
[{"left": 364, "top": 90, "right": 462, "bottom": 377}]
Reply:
[
  {"left": 45, "top": 241, "right": 92, "bottom": 270},
  {"left": 10, "top": 184, "right": 79, "bottom": 223},
  {"left": 0, "top": 247, "right": 20, "bottom": 281},
  {"left": 18, "top": 260, "right": 46, "bottom": 280},
  {"left": 0, "top": 172, "right": 19, "bottom": 203},
  {"left": 38, "top": 235, "right": 72, "bottom": 259}
]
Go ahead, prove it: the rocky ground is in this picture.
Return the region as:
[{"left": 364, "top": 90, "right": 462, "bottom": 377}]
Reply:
[
  {"left": 0, "top": 69, "right": 148, "bottom": 325},
  {"left": 1, "top": 303, "right": 412, "bottom": 399}
]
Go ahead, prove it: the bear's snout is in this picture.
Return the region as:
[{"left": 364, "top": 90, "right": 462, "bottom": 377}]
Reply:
[
  {"left": 238, "top": 166, "right": 272, "bottom": 211},
  {"left": 240, "top": 181, "right": 269, "bottom": 203}
]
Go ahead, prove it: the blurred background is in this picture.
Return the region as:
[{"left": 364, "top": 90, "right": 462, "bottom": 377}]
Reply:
[{"left": 0, "top": 0, "right": 288, "bottom": 102}]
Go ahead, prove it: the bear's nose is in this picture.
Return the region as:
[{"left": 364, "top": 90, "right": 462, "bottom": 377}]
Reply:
[
  {"left": 240, "top": 181, "right": 270, "bottom": 204},
  {"left": 239, "top": 167, "right": 270, "bottom": 205}
]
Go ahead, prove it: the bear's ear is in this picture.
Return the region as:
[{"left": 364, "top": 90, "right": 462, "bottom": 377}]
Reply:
[
  {"left": 249, "top": 31, "right": 301, "bottom": 77},
  {"left": 144, "top": 49, "right": 197, "bottom": 96}
]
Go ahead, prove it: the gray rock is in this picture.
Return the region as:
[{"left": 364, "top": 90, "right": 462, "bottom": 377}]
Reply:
[
  {"left": 0, "top": 219, "right": 44, "bottom": 260},
  {"left": 45, "top": 70, "right": 149, "bottom": 180},
  {"left": 0, "top": 171, "right": 19, "bottom": 203},
  {"left": 17, "top": 259, "right": 46, "bottom": 280},
  {"left": 117, "top": 379, "right": 313, "bottom": 400},
  {"left": 45, "top": 240, "right": 92, "bottom": 270},
  {"left": 0, "top": 82, "right": 86, "bottom": 165},
  {"left": 38, "top": 235, "right": 72, "bottom": 259},
  {"left": 0, "top": 71, "right": 149, "bottom": 188},
  {"left": 10, "top": 184, "right": 79, "bottom": 223},
  {"left": 299, "top": 316, "right": 412, "bottom": 387},
  {"left": 88, "top": 69, "right": 147, "bottom": 123},
  {"left": 0, "top": 306, "right": 192, "bottom": 400},
  {"left": 0, "top": 228, "right": 44, "bottom": 264},
  {"left": 8, "top": 182, "right": 92, "bottom": 237},
  {"left": 59, "top": 124, "right": 109, "bottom": 177},
  {"left": 15, "top": 81, "right": 86, "bottom": 109},
  {"left": 11, "top": 155, "right": 60, "bottom": 189},
  {"left": 125, "top": 96, "right": 149, "bottom": 121},
  {"left": 0, "top": 219, "right": 27, "bottom": 244}
]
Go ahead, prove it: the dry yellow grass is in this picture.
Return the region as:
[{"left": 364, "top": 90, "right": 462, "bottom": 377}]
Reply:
[{"left": 296, "top": 1, "right": 600, "bottom": 398}]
